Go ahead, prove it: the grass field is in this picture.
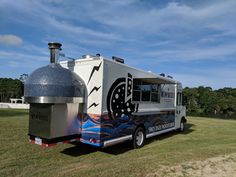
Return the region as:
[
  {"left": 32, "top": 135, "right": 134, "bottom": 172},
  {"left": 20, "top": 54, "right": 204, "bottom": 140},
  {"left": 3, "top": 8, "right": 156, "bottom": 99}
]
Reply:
[{"left": 0, "top": 109, "right": 236, "bottom": 177}]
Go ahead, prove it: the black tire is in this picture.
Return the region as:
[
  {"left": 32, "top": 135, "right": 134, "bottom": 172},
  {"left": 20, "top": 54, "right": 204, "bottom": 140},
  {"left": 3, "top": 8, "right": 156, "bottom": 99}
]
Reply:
[
  {"left": 179, "top": 119, "right": 186, "bottom": 132},
  {"left": 132, "top": 127, "right": 145, "bottom": 149}
]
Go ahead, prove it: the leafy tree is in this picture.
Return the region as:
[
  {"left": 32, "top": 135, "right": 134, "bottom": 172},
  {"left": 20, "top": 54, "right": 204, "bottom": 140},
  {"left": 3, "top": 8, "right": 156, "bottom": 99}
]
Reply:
[
  {"left": 0, "top": 78, "right": 23, "bottom": 102},
  {"left": 19, "top": 74, "right": 29, "bottom": 83},
  {"left": 183, "top": 87, "right": 236, "bottom": 118}
]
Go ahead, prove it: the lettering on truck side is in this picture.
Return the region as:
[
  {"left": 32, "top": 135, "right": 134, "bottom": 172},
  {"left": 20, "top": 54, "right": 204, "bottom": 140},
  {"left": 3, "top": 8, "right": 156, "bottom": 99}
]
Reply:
[{"left": 148, "top": 122, "right": 175, "bottom": 133}]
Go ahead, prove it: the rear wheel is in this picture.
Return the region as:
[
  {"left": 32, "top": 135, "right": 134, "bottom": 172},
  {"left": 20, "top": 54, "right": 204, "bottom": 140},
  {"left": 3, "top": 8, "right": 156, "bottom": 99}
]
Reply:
[{"left": 132, "top": 127, "right": 145, "bottom": 148}]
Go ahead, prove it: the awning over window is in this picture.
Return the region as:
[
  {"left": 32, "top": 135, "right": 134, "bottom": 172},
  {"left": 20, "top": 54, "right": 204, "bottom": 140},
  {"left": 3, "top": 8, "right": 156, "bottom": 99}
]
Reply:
[{"left": 134, "top": 77, "right": 177, "bottom": 84}]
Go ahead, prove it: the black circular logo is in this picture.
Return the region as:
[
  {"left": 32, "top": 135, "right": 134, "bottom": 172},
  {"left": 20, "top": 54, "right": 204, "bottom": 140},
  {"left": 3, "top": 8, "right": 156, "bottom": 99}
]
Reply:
[{"left": 107, "top": 77, "right": 137, "bottom": 120}]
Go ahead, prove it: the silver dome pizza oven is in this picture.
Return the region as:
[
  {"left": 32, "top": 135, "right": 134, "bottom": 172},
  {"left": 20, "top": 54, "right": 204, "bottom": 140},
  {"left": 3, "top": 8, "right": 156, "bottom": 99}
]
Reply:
[{"left": 24, "top": 42, "right": 85, "bottom": 142}]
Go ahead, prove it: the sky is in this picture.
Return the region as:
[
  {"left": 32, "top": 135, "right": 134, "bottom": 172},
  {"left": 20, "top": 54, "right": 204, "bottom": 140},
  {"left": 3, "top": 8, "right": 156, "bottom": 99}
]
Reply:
[{"left": 0, "top": 0, "right": 236, "bottom": 89}]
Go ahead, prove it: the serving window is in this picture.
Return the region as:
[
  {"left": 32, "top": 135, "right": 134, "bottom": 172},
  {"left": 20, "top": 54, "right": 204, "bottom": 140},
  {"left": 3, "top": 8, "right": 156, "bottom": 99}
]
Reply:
[{"left": 132, "top": 79, "right": 160, "bottom": 103}]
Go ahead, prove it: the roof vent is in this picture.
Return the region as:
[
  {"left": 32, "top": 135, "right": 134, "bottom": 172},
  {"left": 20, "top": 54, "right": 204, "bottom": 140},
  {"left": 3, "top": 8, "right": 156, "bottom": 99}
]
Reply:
[{"left": 112, "top": 56, "right": 124, "bottom": 64}]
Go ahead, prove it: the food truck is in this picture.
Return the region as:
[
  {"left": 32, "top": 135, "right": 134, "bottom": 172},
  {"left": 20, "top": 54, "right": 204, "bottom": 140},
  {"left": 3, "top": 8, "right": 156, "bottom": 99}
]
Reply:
[{"left": 24, "top": 42, "right": 186, "bottom": 148}]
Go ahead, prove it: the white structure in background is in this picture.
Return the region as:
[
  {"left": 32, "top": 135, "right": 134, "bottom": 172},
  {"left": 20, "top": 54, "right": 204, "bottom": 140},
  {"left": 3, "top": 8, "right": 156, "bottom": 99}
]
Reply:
[
  {"left": 10, "top": 97, "right": 25, "bottom": 104},
  {"left": 0, "top": 97, "right": 29, "bottom": 109}
]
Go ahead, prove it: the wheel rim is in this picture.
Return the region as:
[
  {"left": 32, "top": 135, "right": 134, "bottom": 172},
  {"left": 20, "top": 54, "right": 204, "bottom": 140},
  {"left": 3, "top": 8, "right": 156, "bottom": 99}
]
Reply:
[
  {"left": 136, "top": 131, "right": 144, "bottom": 146},
  {"left": 180, "top": 122, "right": 184, "bottom": 131}
]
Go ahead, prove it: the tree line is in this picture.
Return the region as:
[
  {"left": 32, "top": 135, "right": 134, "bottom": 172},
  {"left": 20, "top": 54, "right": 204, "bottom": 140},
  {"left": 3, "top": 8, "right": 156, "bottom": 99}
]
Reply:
[
  {"left": 0, "top": 74, "right": 27, "bottom": 103},
  {"left": 0, "top": 78, "right": 23, "bottom": 102},
  {"left": 183, "top": 86, "right": 236, "bottom": 118},
  {"left": 0, "top": 76, "right": 235, "bottom": 118}
]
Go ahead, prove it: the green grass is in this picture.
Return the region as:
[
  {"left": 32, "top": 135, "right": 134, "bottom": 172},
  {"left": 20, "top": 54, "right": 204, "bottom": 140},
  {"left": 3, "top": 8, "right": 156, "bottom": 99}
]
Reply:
[
  {"left": 0, "top": 109, "right": 236, "bottom": 177},
  {"left": 0, "top": 109, "right": 28, "bottom": 117}
]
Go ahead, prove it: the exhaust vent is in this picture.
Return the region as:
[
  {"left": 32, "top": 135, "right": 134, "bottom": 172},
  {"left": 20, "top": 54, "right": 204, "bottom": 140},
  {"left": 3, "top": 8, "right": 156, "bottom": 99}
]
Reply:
[{"left": 48, "top": 42, "right": 62, "bottom": 63}]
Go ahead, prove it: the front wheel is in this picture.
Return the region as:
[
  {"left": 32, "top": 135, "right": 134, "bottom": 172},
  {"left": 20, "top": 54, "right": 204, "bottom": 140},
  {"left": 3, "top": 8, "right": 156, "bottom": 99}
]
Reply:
[
  {"left": 132, "top": 127, "right": 145, "bottom": 148},
  {"left": 179, "top": 119, "right": 186, "bottom": 132}
]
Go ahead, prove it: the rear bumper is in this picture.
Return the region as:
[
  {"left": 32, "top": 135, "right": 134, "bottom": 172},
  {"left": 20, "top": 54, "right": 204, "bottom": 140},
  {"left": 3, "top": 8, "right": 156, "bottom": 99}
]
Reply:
[
  {"left": 28, "top": 134, "right": 133, "bottom": 148},
  {"left": 28, "top": 134, "right": 81, "bottom": 147}
]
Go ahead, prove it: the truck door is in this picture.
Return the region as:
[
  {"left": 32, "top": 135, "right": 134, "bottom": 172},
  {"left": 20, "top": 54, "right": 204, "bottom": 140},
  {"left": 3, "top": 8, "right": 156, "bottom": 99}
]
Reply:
[{"left": 175, "top": 92, "right": 182, "bottom": 127}]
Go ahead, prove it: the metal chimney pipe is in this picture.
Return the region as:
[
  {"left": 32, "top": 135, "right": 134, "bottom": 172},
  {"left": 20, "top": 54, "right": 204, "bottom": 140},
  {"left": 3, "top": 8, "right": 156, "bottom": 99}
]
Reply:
[{"left": 48, "top": 42, "right": 62, "bottom": 63}]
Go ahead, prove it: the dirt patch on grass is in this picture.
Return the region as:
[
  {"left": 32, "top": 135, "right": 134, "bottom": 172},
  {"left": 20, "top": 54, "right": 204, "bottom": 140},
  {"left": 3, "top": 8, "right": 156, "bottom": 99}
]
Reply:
[{"left": 146, "top": 153, "right": 236, "bottom": 177}]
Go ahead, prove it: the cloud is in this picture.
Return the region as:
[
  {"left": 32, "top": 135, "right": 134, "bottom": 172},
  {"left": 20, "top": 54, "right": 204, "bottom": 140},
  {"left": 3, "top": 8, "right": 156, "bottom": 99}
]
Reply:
[
  {"left": 45, "top": 17, "right": 123, "bottom": 42},
  {"left": 169, "top": 61, "right": 236, "bottom": 89},
  {"left": 174, "top": 70, "right": 236, "bottom": 89},
  {"left": 0, "top": 0, "right": 236, "bottom": 88},
  {"left": 0, "top": 50, "right": 48, "bottom": 69},
  {"left": 0, "top": 34, "right": 23, "bottom": 46},
  {"left": 142, "top": 43, "right": 236, "bottom": 62}
]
